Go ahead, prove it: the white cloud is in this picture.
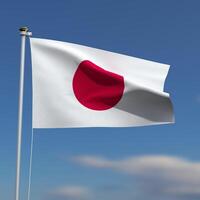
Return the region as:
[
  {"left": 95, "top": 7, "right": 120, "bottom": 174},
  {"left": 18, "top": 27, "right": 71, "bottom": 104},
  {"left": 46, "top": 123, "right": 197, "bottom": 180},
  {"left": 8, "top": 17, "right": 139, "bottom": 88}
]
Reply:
[
  {"left": 72, "top": 155, "right": 112, "bottom": 168},
  {"left": 72, "top": 155, "right": 200, "bottom": 198},
  {"left": 51, "top": 185, "right": 90, "bottom": 199}
]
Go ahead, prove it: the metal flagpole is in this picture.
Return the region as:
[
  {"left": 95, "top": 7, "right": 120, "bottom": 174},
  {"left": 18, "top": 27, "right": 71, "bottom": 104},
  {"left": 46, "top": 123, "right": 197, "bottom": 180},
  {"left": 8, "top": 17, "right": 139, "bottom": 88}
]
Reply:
[{"left": 15, "top": 27, "right": 32, "bottom": 200}]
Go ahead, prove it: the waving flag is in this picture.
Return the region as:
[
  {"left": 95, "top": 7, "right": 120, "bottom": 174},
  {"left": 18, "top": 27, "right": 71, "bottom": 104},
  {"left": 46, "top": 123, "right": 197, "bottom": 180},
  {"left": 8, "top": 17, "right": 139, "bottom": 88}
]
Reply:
[{"left": 30, "top": 38, "right": 174, "bottom": 128}]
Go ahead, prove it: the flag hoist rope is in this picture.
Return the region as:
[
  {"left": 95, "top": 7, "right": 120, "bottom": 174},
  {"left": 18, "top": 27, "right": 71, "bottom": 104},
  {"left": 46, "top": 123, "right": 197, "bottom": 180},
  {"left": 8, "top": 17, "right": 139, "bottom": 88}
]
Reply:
[
  {"left": 15, "top": 27, "right": 32, "bottom": 200},
  {"left": 27, "top": 128, "right": 34, "bottom": 200}
]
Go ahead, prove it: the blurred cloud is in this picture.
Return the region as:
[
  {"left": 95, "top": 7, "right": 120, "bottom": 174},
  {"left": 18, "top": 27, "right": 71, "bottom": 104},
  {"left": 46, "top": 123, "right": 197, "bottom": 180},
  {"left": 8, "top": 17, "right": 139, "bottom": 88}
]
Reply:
[
  {"left": 72, "top": 155, "right": 200, "bottom": 199},
  {"left": 49, "top": 185, "right": 91, "bottom": 200}
]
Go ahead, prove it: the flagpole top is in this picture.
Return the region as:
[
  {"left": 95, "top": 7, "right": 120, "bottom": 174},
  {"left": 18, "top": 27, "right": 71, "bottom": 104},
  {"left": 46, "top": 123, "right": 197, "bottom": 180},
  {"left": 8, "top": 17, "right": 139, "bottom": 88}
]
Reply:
[{"left": 19, "top": 27, "right": 32, "bottom": 36}]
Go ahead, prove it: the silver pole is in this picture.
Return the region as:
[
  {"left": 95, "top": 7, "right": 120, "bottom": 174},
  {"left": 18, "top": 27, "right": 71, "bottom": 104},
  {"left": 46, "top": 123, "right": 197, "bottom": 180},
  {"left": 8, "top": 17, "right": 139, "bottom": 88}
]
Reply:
[{"left": 15, "top": 27, "right": 31, "bottom": 200}]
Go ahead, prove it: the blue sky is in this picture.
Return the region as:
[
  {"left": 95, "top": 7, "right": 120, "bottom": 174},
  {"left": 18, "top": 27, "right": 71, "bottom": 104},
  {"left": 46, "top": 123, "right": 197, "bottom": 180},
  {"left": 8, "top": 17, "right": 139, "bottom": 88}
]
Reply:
[{"left": 0, "top": 0, "right": 200, "bottom": 200}]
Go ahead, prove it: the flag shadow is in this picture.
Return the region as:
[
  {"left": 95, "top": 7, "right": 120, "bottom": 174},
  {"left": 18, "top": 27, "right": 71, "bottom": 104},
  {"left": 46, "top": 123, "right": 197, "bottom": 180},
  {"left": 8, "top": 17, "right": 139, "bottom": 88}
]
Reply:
[{"left": 115, "top": 88, "right": 174, "bottom": 123}]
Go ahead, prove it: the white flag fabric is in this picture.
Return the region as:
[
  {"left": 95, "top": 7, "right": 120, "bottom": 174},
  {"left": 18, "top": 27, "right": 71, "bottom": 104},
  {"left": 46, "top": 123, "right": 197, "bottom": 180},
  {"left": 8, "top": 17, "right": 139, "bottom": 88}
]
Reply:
[{"left": 30, "top": 38, "right": 174, "bottom": 128}]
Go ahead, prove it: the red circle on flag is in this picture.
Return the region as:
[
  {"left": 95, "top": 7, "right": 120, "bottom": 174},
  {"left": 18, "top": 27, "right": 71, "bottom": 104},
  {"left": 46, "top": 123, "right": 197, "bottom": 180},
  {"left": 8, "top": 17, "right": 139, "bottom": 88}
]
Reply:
[{"left": 72, "top": 60, "right": 124, "bottom": 111}]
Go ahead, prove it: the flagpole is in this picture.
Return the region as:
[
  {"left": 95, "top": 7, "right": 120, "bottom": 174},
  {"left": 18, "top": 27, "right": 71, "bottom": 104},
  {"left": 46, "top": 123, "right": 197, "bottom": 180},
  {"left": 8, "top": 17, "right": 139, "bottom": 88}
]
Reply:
[{"left": 15, "top": 27, "right": 31, "bottom": 200}]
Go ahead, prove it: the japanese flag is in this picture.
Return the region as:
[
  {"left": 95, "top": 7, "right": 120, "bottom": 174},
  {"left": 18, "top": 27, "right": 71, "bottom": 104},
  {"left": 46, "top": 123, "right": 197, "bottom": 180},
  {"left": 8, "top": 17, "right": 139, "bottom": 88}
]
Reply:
[{"left": 30, "top": 38, "right": 174, "bottom": 128}]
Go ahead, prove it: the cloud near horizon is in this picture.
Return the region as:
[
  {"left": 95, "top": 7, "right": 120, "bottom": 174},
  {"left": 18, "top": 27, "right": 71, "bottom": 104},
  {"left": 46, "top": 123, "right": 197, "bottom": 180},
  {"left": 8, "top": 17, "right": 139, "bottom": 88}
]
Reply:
[
  {"left": 49, "top": 185, "right": 91, "bottom": 200},
  {"left": 71, "top": 155, "right": 200, "bottom": 199}
]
